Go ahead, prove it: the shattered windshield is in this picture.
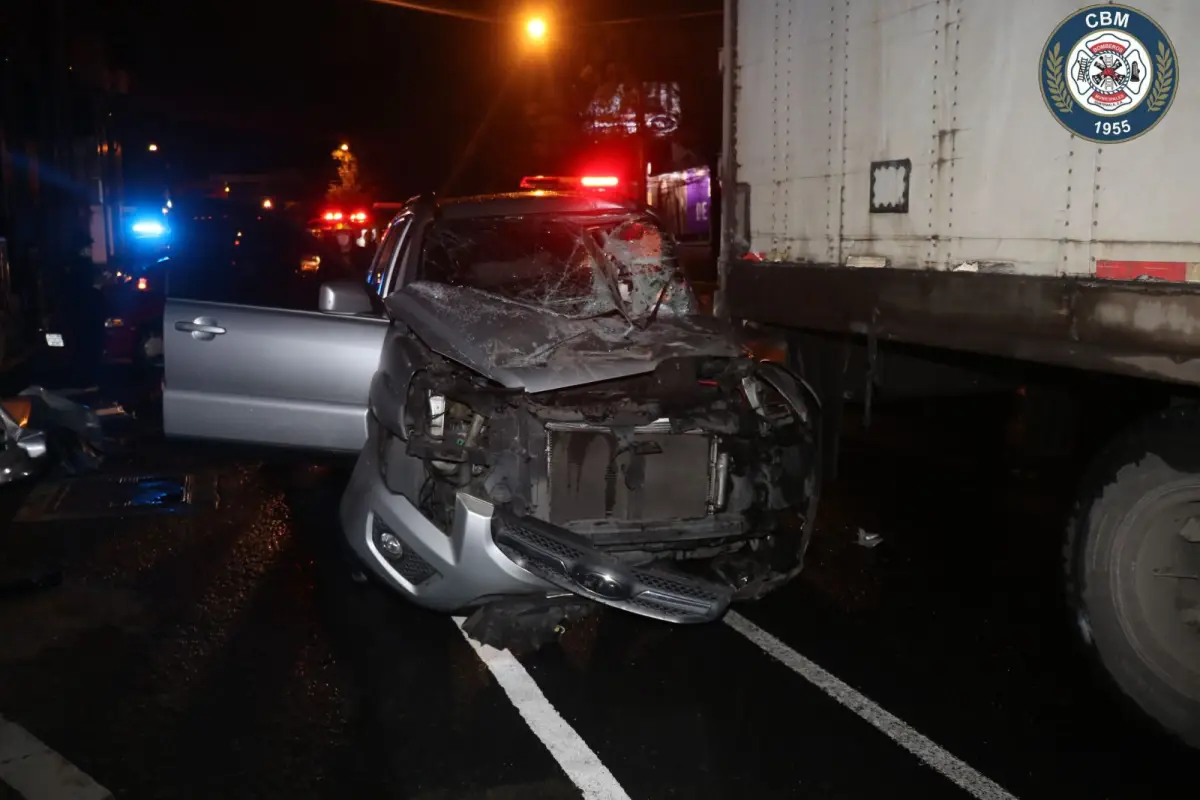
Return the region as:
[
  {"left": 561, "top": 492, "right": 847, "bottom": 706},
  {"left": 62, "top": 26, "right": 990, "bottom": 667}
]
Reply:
[{"left": 418, "top": 212, "right": 697, "bottom": 319}]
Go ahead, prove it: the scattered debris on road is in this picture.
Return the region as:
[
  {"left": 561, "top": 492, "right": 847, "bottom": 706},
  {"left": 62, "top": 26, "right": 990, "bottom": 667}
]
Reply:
[{"left": 856, "top": 528, "right": 883, "bottom": 548}]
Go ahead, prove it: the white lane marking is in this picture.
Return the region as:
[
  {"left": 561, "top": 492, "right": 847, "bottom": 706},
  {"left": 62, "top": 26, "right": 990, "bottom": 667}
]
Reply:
[
  {"left": 0, "top": 715, "right": 112, "bottom": 800},
  {"left": 453, "top": 618, "right": 631, "bottom": 800},
  {"left": 724, "top": 611, "right": 1018, "bottom": 800}
]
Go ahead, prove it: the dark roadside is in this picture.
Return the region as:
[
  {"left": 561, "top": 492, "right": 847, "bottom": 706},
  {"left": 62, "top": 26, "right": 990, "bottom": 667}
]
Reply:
[{"left": 0, "top": 348, "right": 1198, "bottom": 797}]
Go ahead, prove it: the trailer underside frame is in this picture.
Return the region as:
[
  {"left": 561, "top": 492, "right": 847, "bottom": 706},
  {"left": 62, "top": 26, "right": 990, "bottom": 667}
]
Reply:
[{"left": 727, "top": 264, "right": 1200, "bottom": 389}]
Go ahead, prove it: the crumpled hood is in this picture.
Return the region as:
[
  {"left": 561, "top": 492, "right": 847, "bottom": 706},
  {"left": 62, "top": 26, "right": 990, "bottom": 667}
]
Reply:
[{"left": 386, "top": 281, "right": 741, "bottom": 394}]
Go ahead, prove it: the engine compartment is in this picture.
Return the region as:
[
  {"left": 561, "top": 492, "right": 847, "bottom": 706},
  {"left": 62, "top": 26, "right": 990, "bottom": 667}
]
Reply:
[{"left": 376, "top": 344, "right": 820, "bottom": 599}]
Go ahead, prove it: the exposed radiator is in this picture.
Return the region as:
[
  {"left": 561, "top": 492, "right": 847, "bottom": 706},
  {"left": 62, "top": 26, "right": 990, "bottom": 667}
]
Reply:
[{"left": 545, "top": 423, "right": 712, "bottom": 526}]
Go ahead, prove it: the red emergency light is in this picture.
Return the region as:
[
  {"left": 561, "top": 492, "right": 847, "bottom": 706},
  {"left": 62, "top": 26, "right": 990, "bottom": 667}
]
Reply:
[
  {"left": 519, "top": 175, "right": 622, "bottom": 192},
  {"left": 580, "top": 175, "right": 619, "bottom": 188},
  {"left": 321, "top": 209, "right": 369, "bottom": 225}
]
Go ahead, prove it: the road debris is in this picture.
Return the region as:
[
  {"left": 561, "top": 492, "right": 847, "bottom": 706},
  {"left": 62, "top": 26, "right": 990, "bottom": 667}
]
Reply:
[{"left": 856, "top": 528, "right": 883, "bottom": 548}]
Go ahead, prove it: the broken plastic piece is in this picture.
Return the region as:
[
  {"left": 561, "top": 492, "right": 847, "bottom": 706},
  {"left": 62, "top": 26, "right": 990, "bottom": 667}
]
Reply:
[
  {"left": 461, "top": 597, "right": 597, "bottom": 654},
  {"left": 0, "top": 387, "right": 107, "bottom": 486},
  {"left": 856, "top": 528, "right": 883, "bottom": 548},
  {"left": 93, "top": 403, "right": 128, "bottom": 418}
]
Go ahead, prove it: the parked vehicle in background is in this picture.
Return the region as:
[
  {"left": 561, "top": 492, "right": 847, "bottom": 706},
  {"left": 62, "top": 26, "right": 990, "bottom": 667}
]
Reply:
[
  {"left": 719, "top": 0, "right": 1200, "bottom": 746},
  {"left": 102, "top": 198, "right": 353, "bottom": 367},
  {"left": 160, "top": 190, "right": 819, "bottom": 649},
  {"left": 307, "top": 206, "right": 379, "bottom": 276},
  {"left": 102, "top": 259, "right": 167, "bottom": 368}
]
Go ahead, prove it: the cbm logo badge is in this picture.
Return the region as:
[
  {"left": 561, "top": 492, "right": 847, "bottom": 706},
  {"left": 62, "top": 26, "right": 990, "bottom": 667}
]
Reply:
[{"left": 1040, "top": 5, "right": 1177, "bottom": 143}]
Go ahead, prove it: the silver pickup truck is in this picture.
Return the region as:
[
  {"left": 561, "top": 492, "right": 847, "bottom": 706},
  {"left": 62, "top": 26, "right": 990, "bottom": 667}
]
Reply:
[{"left": 162, "top": 191, "right": 819, "bottom": 647}]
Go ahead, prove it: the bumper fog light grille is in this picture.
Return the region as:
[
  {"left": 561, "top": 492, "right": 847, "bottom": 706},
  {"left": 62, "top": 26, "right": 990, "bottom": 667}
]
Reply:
[{"left": 371, "top": 513, "right": 439, "bottom": 586}]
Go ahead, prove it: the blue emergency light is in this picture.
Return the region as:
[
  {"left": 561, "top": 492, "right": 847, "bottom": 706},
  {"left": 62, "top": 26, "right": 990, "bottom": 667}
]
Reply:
[{"left": 131, "top": 219, "right": 168, "bottom": 238}]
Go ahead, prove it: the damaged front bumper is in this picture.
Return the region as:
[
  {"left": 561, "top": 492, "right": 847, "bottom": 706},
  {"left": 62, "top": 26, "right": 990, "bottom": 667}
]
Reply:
[
  {"left": 339, "top": 428, "right": 733, "bottom": 621},
  {"left": 343, "top": 338, "right": 821, "bottom": 630},
  {"left": 341, "top": 421, "right": 553, "bottom": 611},
  {"left": 492, "top": 506, "right": 732, "bottom": 623}
]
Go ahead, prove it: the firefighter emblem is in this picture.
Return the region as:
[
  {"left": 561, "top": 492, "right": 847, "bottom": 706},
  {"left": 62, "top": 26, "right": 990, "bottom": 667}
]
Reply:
[{"left": 1040, "top": 5, "right": 1177, "bottom": 143}]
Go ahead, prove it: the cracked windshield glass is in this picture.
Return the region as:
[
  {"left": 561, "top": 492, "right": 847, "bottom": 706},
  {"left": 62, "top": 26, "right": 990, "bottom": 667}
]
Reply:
[{"left": 419, "top": 213, "right": 696, "bottom": 319}]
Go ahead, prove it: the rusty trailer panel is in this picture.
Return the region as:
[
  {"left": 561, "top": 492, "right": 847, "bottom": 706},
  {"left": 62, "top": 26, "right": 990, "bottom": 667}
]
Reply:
[
  {"left": 730, "top": 0, "right": 1200, "bottom": 278},
  {"left": 728, "top": 263, "right": 1200, "bottom": 387}
]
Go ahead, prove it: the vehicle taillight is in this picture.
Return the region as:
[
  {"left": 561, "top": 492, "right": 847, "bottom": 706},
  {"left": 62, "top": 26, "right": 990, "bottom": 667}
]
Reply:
[
  {"left": 323, "top": 211, "right": 343, "bottom": 221},
  {"left": 350, "top": 211, "right": 368, "bottom": 223}
]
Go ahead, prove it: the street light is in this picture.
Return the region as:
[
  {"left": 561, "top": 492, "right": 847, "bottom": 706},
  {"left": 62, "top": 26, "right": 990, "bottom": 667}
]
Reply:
[
  {"left": 148, "top": 143, "right": 158, "bottom": 152},
  {"left": 525, "top": 16, "right": 547, "bottom": 41},
  {"left": 340, "top": 143, "right": 350, "bottom": 152}
]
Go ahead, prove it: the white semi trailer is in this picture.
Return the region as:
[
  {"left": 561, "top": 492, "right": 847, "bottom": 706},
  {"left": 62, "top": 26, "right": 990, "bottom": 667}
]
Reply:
[{"left": 719, "top": 0, "right": 1199, "bottom": 746}]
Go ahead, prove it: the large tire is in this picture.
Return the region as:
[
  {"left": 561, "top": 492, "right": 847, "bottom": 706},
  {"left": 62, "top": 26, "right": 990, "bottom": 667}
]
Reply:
[{"left": 1067, "top": 405, "right": 1200, "bottom": 747}]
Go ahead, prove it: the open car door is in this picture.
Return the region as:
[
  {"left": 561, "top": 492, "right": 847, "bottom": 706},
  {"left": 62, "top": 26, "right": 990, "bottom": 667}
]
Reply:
[{"left": 161, "top": 208, "right": 392, "bottom": 453}]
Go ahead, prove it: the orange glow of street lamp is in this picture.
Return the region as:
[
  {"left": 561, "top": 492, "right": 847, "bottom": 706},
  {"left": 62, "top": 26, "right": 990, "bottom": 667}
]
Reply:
[
  {"left": 339, "top": 143, "right": 350, "bottom": 152},
  {"left": 148, "top": 143, "right": 158, "bottom": 152},
  {"left": 525, "top": 17, "right": 547, "bottom": 41}
]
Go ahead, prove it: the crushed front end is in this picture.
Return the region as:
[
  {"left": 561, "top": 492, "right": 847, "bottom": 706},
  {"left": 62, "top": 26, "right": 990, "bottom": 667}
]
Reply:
[{"left": 341, "top": 344, "right": 820, "bottom": 636}]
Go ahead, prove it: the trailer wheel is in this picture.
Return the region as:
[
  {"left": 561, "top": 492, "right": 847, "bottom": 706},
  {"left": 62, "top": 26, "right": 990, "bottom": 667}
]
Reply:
[{"left": 1067, "top": 406, "right": 1200, "bottom": 747}]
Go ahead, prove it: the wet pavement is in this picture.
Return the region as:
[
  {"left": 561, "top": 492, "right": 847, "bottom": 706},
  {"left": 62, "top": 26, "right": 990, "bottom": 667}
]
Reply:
[{"left": 0, "top": 382, "right": 1198, "bottom": 799}]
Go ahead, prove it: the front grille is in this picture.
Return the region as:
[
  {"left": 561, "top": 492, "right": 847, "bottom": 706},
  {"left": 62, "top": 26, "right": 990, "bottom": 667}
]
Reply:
[
  {"left": 633, "top": 568, "right": 723, "bottom": 603},
  {"left": 510, "top": 526, "right": 580, "bottom": 564},
  {"left": 492, "top": 509, "right": 733, "bottom": 624},
  {"left": 546, "top": 428, "right": 711, "bottom": 526}
]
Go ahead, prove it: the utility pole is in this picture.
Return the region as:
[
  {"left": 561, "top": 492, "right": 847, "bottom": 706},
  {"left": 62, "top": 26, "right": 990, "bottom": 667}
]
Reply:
[{"left": 633, "top": 80, "right": 647, "bottom": 204}]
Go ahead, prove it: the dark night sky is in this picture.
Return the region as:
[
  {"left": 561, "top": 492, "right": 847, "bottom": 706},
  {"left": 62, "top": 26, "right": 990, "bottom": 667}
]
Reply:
[{"left": 102, "top": 0, "right": 722, "bottom": 198}]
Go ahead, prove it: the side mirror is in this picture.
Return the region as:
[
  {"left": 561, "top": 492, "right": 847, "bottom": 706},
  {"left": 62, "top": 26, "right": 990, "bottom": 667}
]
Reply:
[{"left": 319, "top": 281, "right": 377, "bottom": 315}]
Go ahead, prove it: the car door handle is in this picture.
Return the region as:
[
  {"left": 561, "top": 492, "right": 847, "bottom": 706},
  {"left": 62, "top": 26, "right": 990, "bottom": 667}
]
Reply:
[{"left": 175, "top": 318, "right": 226, "bottom": 340}]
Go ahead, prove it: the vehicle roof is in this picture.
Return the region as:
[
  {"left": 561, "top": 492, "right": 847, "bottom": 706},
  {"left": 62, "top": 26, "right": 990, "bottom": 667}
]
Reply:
[{"left": 438, "top": 191, "right": 637, "bottom": 220}]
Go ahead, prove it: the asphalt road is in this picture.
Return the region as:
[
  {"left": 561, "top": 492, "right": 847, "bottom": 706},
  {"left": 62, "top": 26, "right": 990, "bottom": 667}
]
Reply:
[{"left": 0, "top": 385, "right": 1198, "bottom": 799}]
